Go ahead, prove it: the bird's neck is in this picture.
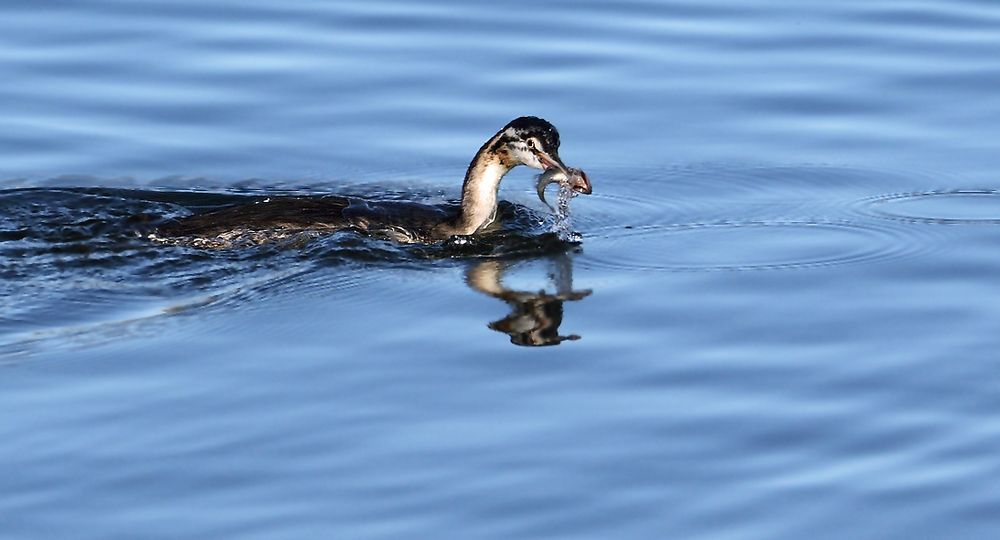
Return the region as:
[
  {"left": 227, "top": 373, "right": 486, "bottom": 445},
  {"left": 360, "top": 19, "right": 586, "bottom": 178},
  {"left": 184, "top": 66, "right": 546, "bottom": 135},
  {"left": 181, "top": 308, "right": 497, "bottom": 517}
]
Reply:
[{"left": 448, "top": 137, "right": 514, "bottom": 235}]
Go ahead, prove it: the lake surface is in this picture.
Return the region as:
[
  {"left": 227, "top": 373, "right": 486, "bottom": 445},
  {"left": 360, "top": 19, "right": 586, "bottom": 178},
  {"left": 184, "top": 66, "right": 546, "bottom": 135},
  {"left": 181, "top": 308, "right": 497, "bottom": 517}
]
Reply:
[{"left": 3, "top": 1, "right": 1000, "bottom": 538}]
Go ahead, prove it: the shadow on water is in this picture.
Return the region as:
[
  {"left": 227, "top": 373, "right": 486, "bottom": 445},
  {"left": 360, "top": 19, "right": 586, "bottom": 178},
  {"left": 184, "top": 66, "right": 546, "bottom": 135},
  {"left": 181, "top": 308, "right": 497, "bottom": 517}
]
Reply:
[{"left": 465, "top": 254, "right": 591, "bottom": 347}]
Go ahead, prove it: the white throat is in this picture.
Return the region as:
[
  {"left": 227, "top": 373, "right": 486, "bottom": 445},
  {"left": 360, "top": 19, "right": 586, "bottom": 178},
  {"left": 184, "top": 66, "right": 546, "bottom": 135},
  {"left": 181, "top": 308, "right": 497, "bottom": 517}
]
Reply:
[{"left": 453, "top": 160, "right": 508, "bottom": 235}]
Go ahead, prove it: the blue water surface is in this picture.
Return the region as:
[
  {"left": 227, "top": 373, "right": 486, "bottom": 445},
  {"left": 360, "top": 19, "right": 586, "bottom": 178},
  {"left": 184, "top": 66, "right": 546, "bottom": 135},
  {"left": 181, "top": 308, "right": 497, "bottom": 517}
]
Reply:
[{"left": 3, "top": 1, "right": 1000, "bottom": 539}]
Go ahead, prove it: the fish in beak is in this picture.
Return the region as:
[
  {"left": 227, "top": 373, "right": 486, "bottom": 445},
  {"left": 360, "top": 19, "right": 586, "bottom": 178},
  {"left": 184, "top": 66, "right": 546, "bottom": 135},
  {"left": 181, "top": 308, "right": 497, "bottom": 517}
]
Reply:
[
  {"left": 536, "top": 166, "right": 592, "bottom": 207},
  {"left": 534, "top": 147, "right": 592, "bottom": 202}
]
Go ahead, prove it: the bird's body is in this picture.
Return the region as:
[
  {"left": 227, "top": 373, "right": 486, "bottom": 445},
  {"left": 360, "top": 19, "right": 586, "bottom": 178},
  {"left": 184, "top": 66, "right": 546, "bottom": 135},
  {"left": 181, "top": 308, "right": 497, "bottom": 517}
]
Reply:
[
  {"left": 156, "top": 196, "right": 454, "bottom": 246},
  {"left": 156, "top": 117, "right": 591, "bottom": 247}
]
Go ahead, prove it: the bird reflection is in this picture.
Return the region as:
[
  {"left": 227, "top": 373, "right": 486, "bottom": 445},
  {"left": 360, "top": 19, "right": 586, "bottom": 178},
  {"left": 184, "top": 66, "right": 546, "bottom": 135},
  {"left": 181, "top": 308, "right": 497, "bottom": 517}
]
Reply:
[{"left": 465, "top": 254, "right": 591, "bottom": 347}]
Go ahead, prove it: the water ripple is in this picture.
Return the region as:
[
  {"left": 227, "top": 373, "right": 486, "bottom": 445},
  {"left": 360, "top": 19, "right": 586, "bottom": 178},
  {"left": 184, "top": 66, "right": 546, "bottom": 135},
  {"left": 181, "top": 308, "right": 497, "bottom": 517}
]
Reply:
[
  {"left": 579, "top": 219, "right": 931, "bottom": 273},
  {"left": 567, "top": 165, "right": 952, "bottom": 273},
  {"left": 858, "top": 189, "right": 1000, "bottom": 225}
]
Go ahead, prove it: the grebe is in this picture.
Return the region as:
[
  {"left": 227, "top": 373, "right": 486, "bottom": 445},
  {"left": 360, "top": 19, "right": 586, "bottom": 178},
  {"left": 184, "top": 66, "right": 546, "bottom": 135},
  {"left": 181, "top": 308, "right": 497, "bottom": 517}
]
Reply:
[{"left": 156, "top": 116, "right": 591, "bottom": 246}]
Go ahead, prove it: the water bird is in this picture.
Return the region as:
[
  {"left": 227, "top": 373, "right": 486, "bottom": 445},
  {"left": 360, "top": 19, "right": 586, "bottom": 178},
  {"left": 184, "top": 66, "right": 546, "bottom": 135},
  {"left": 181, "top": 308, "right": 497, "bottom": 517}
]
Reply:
[{"left": 156, "top": 116, "right": 591, "bottom": 247}]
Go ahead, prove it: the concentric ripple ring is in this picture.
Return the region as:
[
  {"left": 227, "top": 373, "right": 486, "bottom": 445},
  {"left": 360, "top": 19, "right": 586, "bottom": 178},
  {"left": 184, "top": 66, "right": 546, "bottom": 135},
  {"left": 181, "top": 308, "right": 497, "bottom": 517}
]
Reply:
[
  {"left": 580, "top": 220, "right": 926, "bottom": 272},
  {"left": 860, "top": 189, "right": 1000, "bottom": 225}
]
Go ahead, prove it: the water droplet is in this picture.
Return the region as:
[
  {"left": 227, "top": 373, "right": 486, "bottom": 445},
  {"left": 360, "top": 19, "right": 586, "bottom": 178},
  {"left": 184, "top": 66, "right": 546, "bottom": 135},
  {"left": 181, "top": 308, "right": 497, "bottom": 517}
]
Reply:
[{"left": 550, "top": 182, "right": 579, "bottom": 241}]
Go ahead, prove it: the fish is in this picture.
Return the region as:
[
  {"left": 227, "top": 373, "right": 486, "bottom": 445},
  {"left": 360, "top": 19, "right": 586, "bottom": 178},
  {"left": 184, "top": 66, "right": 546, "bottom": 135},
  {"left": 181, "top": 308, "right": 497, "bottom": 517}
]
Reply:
[{"left": 536, "top": 167, "right": 588, "bottom": 208}]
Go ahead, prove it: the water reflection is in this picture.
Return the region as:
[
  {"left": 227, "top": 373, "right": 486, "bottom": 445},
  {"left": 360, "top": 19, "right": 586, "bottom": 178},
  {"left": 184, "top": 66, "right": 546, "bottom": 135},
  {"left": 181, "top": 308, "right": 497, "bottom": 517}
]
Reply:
[{"left": 465, "top": 254, "right": 591, "bottom": 347}]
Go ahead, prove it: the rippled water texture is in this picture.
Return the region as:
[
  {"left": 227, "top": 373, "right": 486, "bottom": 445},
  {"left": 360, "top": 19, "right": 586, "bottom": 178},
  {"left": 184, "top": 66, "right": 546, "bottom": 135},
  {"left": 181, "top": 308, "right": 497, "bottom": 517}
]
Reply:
[{"left": 3, "top": 1, "right": 1000, "bottom": 539}]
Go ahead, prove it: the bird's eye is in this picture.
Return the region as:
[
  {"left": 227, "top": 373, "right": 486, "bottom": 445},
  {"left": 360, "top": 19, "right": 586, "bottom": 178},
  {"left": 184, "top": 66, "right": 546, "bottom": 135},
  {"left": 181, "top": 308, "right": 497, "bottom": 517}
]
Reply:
[{"left": 527, "top": 139, "right": 538, "bottom": 151}]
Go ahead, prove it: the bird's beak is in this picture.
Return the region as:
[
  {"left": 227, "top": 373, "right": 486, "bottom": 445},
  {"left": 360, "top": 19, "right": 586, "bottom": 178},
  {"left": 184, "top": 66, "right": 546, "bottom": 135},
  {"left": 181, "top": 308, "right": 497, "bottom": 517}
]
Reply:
[{"left": 537, "top": 150, "right": 568, "bottom": 174}]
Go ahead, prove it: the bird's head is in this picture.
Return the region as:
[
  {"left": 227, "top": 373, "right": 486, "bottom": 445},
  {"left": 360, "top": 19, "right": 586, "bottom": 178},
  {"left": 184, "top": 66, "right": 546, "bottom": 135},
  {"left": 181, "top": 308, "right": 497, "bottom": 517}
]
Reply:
[{"left": 496, "top": 116, "right": 592, "bottom": 195}]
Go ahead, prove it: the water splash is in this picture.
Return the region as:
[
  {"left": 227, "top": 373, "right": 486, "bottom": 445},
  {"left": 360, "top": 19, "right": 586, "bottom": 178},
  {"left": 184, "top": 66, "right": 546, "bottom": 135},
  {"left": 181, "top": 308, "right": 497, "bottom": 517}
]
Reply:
[
  {"left": 536, "top": 169, "right": 584, "bottom": 242},
  {"left": 551, "top": 181, "right": 581, "bottom": 241}
]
